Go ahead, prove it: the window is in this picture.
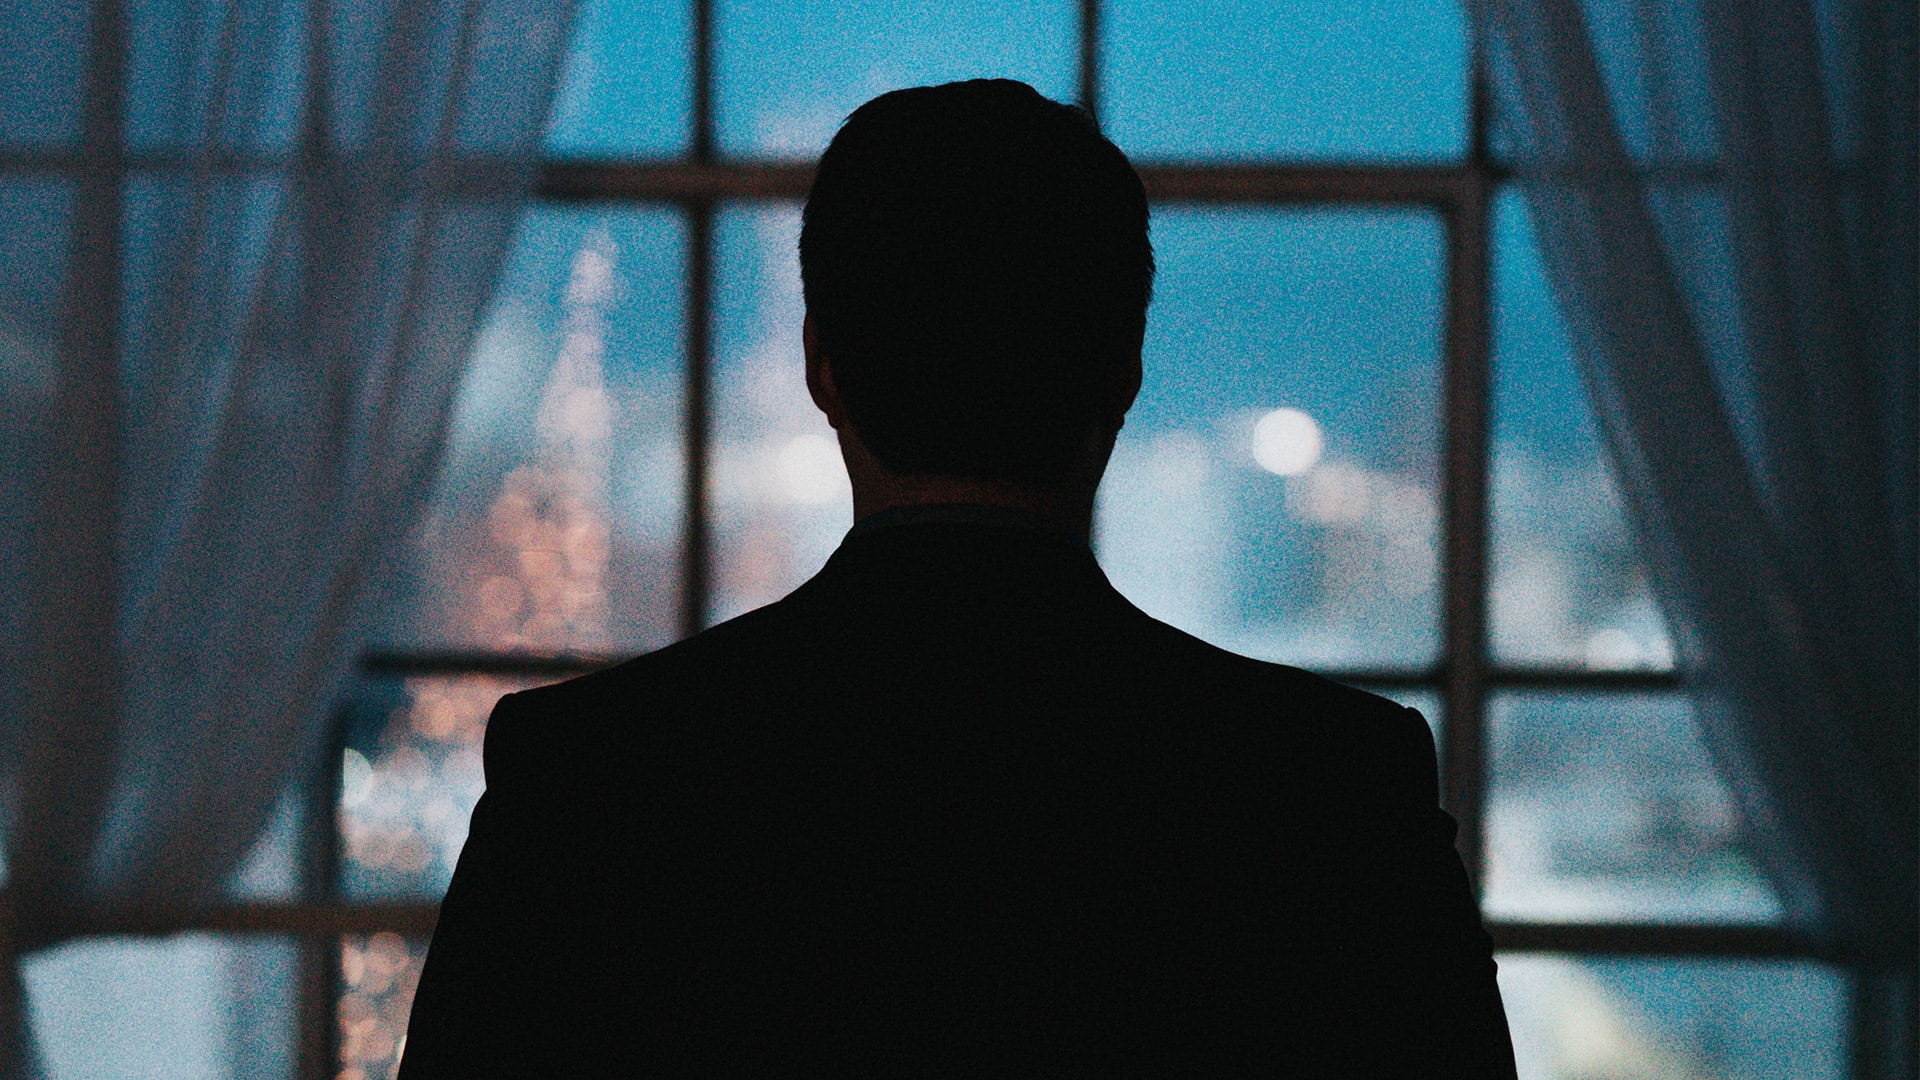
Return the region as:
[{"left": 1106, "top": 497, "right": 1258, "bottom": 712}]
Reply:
[
  {"left": 17, "top": 2, "right": 1859, "bottom": 1076},
  {"left": 340, "top": 3, "right": 1854, "bottom": 1078}
]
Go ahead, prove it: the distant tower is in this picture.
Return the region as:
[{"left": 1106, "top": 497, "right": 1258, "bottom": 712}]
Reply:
[
  {"left": 338, "top": 231, "right": 625, "bottom": 1079},
  {"left": 472, "top": 229, "right": 617, "bottom": 653}
]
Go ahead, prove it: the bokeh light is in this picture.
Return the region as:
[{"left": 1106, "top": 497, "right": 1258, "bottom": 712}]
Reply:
[
  {"left": 1251, "top": 406, "right": 1324, "bottom": 476},
  {"left": 338, "top": 932, "right": 427, "bottom": 1080},
  {"left": 774, "top": 432, "right": 848, "bottom": 505}
]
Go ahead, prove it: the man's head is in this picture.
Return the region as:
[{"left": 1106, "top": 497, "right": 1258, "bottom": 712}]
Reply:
[{"left": 800, "top": 79, "right": 1152, "bottom": 488}]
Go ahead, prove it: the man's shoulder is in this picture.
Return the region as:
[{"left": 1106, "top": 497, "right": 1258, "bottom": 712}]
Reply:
[
  {"left": 480, "top": 587, "right": 1435, "bottom": 802},
  {"left": 514, "top": 577, "right": 837, "bottom": 703},
  {"left": 1123, "top": 608, "right": 1428, "bottom": 733},
  {"left": 516, "top": 602, "right": 796, "bottom": 703},
  {"left": 1101, "top": 612, "right": 1441, "bottom": 812},
  {"left": 477, "top": 599, "right": 811, "bottom": 789}
]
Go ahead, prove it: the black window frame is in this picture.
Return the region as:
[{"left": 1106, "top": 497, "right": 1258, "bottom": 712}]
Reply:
[
  {"left": 24, "top": 1, "right": 1868, "bottom": 1077},
  {"left": 334, "top": 1, "right": 1864, "bottom": 1073}
]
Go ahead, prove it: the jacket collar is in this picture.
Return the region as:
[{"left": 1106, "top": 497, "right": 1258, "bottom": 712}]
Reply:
[{"left": 807, "top": 511, "right": 1112, "bottom": 605}]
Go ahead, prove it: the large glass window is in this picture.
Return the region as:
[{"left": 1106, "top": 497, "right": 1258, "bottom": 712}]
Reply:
[
  {"left": 324, "top": 2, "right": 1844, "bottom": 1075},
  {"left": 8, "top": 1, "right": 1855, "bottom": 1076}
]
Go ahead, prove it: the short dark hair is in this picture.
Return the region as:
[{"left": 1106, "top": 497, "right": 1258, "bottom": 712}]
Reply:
[{"left": 800, "top": 79, "right": 1153, "bottom": 482}]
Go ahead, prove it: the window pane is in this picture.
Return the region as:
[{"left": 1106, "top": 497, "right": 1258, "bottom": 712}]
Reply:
[
  {"left": 120, "top": 174, "right": 286, "bottom": 588},
  {"left": 0, "top": 175, "right": 72, "bottom": 752},
  {"left": 1562, "top": 0, "right": 1718, "bottom": 165},
  {"left": 1101, "top": 0, "right": 1468, "bottom": 161},
  {"left": 0, "top": 0, "right": 88, "bottom": 148},
  {"left": 545, "top": 0, "right": 693, "bottom": 157},
  {"left": 340, "top": 933, "right": 429, "bottom": 1080},
  {"left": 25, "top": 934, "right": 298, "bottom": 1080},
  {"left": 1484, "top": 691, "right": 1781, "bottom": 922},
  {"left": 127, "top": 0, "right": 303, "bottom": 155},
  {"left": 714, "top": 0, "right": 1078, "bottom": 159},
  {"left": 226, "top": 788, "right": 305, "bottom": 901},
  {"left": 1491, "top": 189, "right": 1675, "bottom": 669},
  {"left": 373, "top": 206, "right": 687, "bottom": 655},
  {"left": 1498, "top": 955, "right": 1850, "bottom": 1080},
  {"left": 709, "top": 204, "right": 851, "bottom": 624},
  {"left": 339, "top": 674, "right": 557, "bottom": 899},
  {"left": 1097, "top": 207, "right": 1445, "bottom": 669},
  {"left": 121, "top": 174, "right": 283, "bottom": 400},
  {"left": 0, "top": 176, "right": 70, "bottom": 331}
]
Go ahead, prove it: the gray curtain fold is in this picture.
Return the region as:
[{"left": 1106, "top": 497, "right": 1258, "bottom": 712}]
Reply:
[
  {"left": 0, "top": 0, "right": 577, "bottom": 1069},
  {"left": 1485, "top": 0, "right": 1916, "bottom": 968}
]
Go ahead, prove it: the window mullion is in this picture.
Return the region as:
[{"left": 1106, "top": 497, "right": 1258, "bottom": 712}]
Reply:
[
  {"left": 298, "top": 707, "right": 348, "bottom": 1080},
  {"left": 1078, "top": 0, "right": 1100, "bottom": 119},
  {"left": 1439, "top": 73, "right": 1495, "bottom": 892},
  {"left": 681, "top": 201, "right": 714, "bottom": 639},
  {"left": 679, "top": 0, "right": 717, "bottom": 638},
  {"left": 692, "top": 0, "right": 714, "bottom": 164}
]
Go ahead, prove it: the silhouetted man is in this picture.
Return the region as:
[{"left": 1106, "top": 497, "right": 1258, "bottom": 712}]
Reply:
[{"left": 401, "top": 79, "right": 1517, "bottom": 1077}]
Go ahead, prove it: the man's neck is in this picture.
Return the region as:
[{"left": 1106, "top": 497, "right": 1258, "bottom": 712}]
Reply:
[{"left": 851, "top": 476, "right": 1095, "bottom": 544}]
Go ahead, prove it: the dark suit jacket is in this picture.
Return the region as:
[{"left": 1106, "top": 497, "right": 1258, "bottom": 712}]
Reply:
[{"left": 400, "top": 520, "right": 1516, "bottom": 1077}]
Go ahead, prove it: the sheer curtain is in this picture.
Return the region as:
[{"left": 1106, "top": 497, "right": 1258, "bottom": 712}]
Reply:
[
  {"left": 0, "top": 0, "right": 575, "bottom": 1068},
  {"left": 1486, "top": 0, "right": 1915, "bottom": 1006}
]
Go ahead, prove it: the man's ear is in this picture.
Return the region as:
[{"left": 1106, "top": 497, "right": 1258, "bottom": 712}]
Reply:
[
  {"left": 803, "top": 312, "right": 846, "bottom": 430},
  {"left": 1108, "top": 328, "right": 1144, "bottom": 430}
]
